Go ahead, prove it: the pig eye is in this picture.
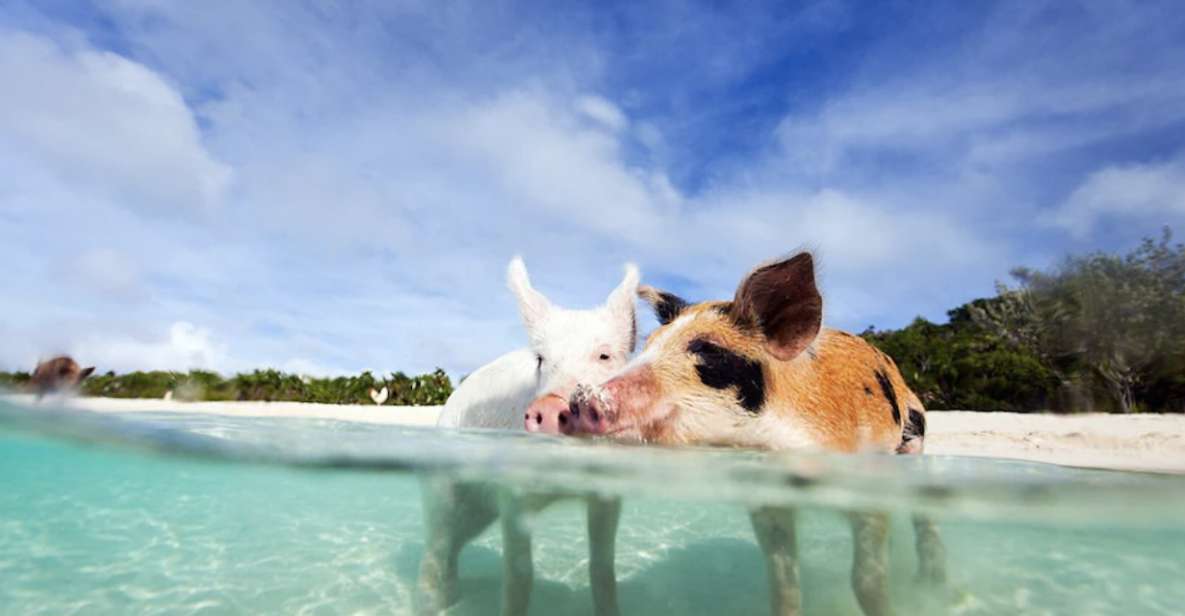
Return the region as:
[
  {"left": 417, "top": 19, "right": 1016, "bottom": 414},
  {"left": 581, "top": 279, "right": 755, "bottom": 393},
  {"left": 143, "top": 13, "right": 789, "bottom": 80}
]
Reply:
[{"left": 598, "top": 353, "right": 611, "bottom": 361}]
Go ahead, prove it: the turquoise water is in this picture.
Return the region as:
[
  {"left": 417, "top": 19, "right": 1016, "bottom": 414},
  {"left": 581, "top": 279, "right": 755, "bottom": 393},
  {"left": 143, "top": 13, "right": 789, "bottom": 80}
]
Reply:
[{"left": 2, "top": 400, "right": 1184, "bottom": 615}]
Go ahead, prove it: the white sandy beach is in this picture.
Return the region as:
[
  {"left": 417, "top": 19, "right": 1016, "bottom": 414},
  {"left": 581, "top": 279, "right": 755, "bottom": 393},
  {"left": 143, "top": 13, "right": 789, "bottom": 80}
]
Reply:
[
  {"left": 6, "top": 394, "right": 1185, "bottom": 473},
  {"left": 924, "top": 411, "right": 1185, "bottom": 474},
  {"left": 2, "top": 394, "right": 442, "bottom": 427}
]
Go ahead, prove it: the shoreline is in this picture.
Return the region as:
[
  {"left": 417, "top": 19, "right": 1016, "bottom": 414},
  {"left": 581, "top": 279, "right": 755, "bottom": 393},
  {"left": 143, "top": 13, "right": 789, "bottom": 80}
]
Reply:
[
  {"left": 2, "top": 394, "right": 441, "bottom": 427},
  {"left": 924, "top": 411, "right": 1185, "bottom": 474},
  {"left": 5, "top": 395, "right": 1184, "bottom": 474}
]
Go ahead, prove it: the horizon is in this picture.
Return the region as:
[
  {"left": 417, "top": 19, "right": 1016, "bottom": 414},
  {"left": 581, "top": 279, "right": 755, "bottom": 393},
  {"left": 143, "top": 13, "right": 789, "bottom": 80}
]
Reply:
[{"left": 3, "top": 1, "right": 1184, "bottom": 377}]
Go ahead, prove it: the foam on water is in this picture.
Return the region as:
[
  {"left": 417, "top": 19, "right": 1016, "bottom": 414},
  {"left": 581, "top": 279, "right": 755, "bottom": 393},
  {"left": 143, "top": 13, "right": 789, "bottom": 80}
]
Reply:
[{"left": 1, "top": 399, "right": 1183, "bottom": 615}]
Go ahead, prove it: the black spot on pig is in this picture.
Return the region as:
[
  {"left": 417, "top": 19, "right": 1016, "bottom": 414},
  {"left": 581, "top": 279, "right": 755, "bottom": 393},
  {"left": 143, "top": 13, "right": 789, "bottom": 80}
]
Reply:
[
  {"left": 653, "top": 292, "right": 690, "bottom": 325},
  {"left": 687, "top": 337, "right": 765, "bottom": 413},
  {"left": 874, "top": 369, "right": 901, "bottom": 425},
  {"left": 905, "top": 408, "right": 926, "bottom": 439},
  {"left": 864, "top": 385, "right": 874, "bottom": 396}
]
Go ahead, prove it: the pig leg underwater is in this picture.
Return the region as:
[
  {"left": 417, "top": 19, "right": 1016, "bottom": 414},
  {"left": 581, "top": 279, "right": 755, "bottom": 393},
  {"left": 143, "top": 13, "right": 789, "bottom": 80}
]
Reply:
[
  {"left": 417, "top": 479, "right": 499, "bottom": 613},
  {"left": 749, "top": 506, "right": 803, "bottom": 616},
  {"left": 419, "top": 477, "right": 622, "bottom": 616},
  {"left": 497, "top": 491, "right": 538, "bottom": 616},
  {"left": 898, "top": 414, "right": 947, "bottom": 584},
  {"left": 588, "top": 495, "right": 623, "bottom": 616},
  {"left": 496, "top": 490, "right": 623, "bottom": 616},
  {"left": 849, "top": 511, "right": 891, "bottom": 616}
]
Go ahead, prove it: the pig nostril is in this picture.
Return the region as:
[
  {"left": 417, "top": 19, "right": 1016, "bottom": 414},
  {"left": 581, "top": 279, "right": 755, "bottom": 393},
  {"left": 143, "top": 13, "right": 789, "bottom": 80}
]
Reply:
[
  {"left": 535, "top": 413, "right": 542, "bottom": 425},
  {"left": 589, "top": 409, "right": 599, "bottom": 422},
  {"left": 558, "top": 413, "right": 567, "bottom": 425},
  {"left": 568, "top": 401, "right": 580, "bottom": 418}
]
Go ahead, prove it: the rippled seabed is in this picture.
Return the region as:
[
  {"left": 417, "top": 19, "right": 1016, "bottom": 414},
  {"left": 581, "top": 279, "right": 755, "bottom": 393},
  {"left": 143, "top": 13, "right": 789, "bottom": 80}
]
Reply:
[{"left": 2, "top": 400, "right": 1184, "bottom": 615}]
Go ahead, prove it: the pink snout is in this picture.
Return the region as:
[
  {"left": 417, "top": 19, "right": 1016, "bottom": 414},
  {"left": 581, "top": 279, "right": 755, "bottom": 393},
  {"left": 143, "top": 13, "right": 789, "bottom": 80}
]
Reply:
[
  {"left": 560, "top": 385, "right": 613, "bottom": 435},
  {"left": 561, "top": 367, "right": 661, "bottom": 437},
  {"left": 524, "top": 394, "right": 570, "bottom": 434}
]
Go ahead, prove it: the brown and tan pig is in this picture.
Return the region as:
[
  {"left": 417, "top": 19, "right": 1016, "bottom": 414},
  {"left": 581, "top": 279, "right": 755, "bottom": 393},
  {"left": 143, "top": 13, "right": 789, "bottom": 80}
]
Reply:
[
  {"left": 30, "top": 356, "right": 95, "bottom": 399},
  {"left": 560, "top": 252, "right": 945, "bottom": 616}
]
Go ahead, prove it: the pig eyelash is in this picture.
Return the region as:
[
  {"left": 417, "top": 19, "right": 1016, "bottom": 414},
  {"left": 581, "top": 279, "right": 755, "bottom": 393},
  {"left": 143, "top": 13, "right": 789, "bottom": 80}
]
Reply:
[{"left": 536, "top": 354, "right": 543, "bottom": 370}]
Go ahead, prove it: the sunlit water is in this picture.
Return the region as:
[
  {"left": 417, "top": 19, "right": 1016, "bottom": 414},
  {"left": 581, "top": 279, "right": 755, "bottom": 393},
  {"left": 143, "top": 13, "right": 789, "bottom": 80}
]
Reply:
[{"left": 1, "top": 399, "right": 1183, "bottom": 615}]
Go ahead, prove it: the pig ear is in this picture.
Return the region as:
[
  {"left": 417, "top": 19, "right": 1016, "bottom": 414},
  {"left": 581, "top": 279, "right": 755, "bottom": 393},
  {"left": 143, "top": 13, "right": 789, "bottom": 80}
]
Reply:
[
  {"left": 79, "top": 366, "right": 95, "bottom": 379},
  {"left": 638, "top": 285, "right": 689, "bottom": 325},
  {"left": 606, "top": 263, "right": 640, "bottom": 348},
  {"left": 606, "top": 263, "right": 639, "bottom": 318},
  {"left": 507, "top": 257, "right": 553, "bottom": 330},
  {"left": 730, "top": 252, "right": 822, "bottom": 361}
]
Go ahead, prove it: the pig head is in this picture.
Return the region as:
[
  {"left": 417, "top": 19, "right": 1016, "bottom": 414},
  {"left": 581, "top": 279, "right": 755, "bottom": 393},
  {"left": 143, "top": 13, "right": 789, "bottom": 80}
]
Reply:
[
  {"left": 507, "top": 257, "right": 640, "bottom": 434},
  {"left": 30, "top": 356, "right": 96, "bottom": 397},
  {"left": 563, "top": 252, "right": 915, "bottom": 454}
]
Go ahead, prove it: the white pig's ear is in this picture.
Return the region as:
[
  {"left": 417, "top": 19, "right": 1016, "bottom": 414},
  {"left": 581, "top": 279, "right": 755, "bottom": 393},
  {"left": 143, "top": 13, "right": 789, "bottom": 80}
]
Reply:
[
  {"left": 606, "top": 263, "right": 640, "bottom": 349},
  {"left": 508, "top": 257, "right": 553, "bottom": 331}
]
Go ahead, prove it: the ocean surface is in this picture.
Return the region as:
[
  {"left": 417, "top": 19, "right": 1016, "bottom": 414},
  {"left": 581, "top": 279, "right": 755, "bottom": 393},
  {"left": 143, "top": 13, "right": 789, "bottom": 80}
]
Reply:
[{"left": 1, "top": 399, "right": 1183, "bottom": 615}]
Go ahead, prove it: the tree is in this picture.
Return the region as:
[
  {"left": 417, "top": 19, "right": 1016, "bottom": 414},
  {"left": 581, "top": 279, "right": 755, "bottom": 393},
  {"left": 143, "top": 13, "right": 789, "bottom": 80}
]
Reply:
[
  {"left": 973, "top": 228, "right": 1185, "bottom": 413},
  {"left": 863, "top": 312, "right": 1057, "bottom": 411}
]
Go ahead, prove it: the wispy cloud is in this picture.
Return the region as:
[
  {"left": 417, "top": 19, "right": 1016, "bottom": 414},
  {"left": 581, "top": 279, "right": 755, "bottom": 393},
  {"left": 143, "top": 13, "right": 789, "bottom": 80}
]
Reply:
[
  {"left": 0, "top": 31, "right": 231, "bottom": 214},
  {"left": 1049, "top": 154, "right": 1185, "bottom": 237}
]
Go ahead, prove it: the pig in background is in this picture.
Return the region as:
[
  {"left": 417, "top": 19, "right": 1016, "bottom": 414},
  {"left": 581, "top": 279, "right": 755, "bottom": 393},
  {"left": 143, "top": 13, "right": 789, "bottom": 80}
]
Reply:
[
  {"left": 418, "top": 257, "right": 638, "bottom": 616},
  {"left": 30, "top": 356, "right": 95, "bottom": 399},
  {"left": 562, "top": 252, "right": 945, "bottom": 616}
]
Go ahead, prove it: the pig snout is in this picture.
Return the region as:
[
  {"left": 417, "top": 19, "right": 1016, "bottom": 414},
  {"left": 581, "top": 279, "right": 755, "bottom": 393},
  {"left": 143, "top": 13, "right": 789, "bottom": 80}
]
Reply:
[
  {"left": 560, "top": 385, "right": 614, "bottom": 435},
  {"left": 524, "top": 394, "right": 569, "bottom": 434},
  {"left": 561, "top": 368, "right": 662, "bottom": 437}
]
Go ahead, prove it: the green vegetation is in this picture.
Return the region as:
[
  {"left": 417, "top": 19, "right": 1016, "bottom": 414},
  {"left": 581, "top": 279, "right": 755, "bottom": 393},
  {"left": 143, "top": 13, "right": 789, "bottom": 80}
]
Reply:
[
  {"left": 862, "top": 308, "right": 1059, "bottom": 412},
  {"left": 865, "top": 229, "right": 1185, "bottom": 413},
  {"left": 0, "top": 368, "right": 452, "bottom": 406},
  {"left": 0, "top": 371, "right": 30, "bottom": 390}
]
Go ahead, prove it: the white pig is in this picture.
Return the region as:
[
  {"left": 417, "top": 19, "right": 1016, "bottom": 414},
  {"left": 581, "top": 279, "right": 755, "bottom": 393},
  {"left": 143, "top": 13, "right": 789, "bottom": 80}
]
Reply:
[{"left": 418, "top": 257, "right": 638, "bottom": 616}]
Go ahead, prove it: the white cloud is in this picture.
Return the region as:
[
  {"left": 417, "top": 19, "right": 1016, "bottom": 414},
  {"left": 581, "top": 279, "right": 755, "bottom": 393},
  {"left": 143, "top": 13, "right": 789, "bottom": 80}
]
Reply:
[
  {"left": 668, "top": 185, "right": 997, "bottom": 302},
  {"left": 776, "top": 79, "right": 1185, "bottom": 180},
  {"left": 441, "top": 90, "right": 669, "bottom": 242},
  {"left": 72, "top": 321, "right": 230, "bottom": 373},
  {"left": 773, "top": 1, "right": 1185, "bottom": 180},
  {"left": 1048, "top": 154, "right": 1185, "bottom": 237},
  {"left": 0, "top": 31, "right": 231, "bottom": 213},
  {"left": 576, "top": 95, "right": 628, "bottom": 132}
]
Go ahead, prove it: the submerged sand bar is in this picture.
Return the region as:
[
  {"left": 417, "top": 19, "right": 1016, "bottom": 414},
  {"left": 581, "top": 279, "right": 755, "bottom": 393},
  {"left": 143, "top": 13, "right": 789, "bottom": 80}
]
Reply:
[{"left": 5, "top": 394, "right": 1185, "bottom": 474}]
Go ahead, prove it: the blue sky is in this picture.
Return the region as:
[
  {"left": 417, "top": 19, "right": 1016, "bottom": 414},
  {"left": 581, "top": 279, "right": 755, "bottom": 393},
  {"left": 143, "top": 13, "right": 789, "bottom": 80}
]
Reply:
[{"left": 2, "top": 1, "right": 1184, "bottom": 376}]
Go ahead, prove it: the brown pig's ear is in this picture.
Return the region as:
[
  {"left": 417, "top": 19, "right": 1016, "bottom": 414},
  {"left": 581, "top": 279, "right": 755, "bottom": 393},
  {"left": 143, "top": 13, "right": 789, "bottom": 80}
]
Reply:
[
  {"left": 730, "top": 252, "right": 822, "bottom": 361},
  {"left": 79, "top": 366, "right": 95, "bottom": 380},
  {"left": 638, "top": 285, "right": 689, "bottom": 325}
]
